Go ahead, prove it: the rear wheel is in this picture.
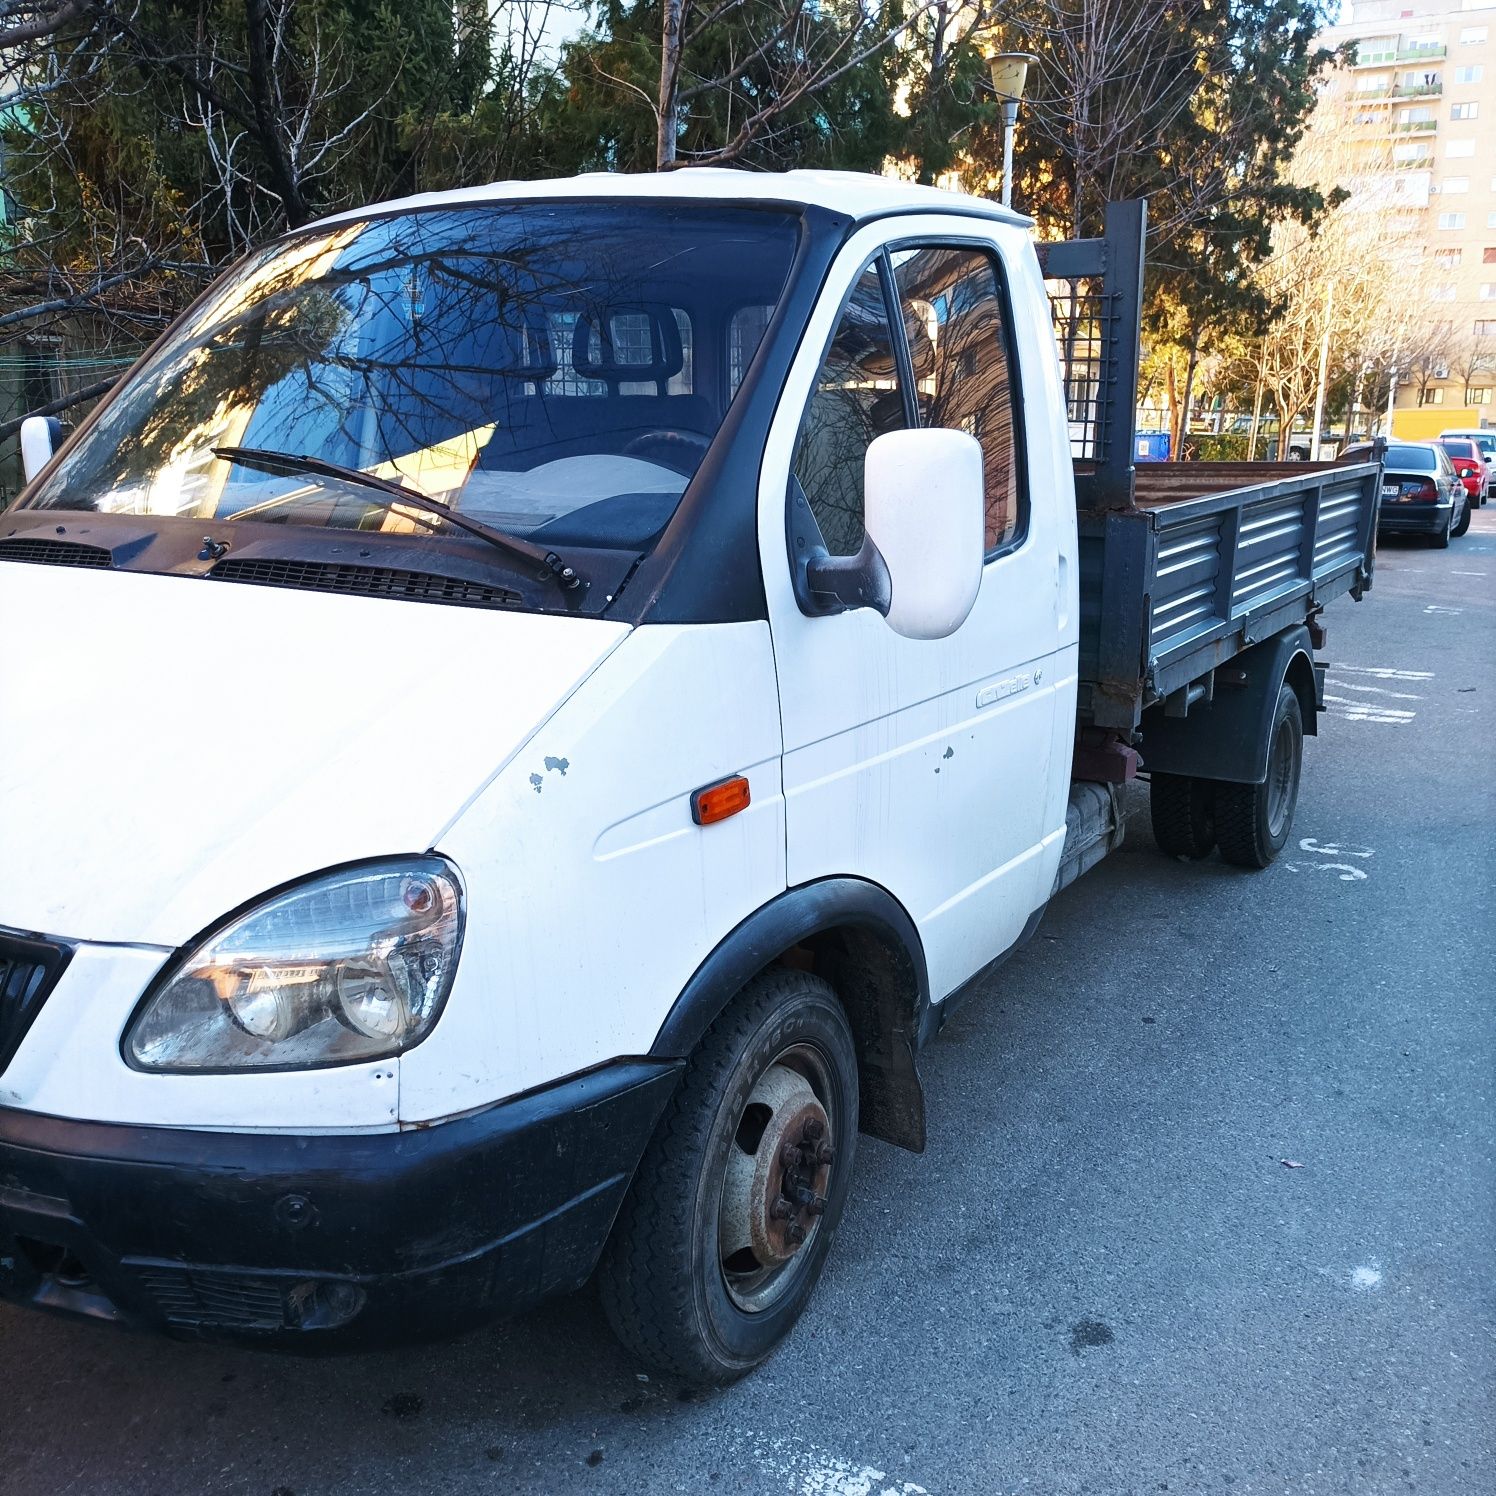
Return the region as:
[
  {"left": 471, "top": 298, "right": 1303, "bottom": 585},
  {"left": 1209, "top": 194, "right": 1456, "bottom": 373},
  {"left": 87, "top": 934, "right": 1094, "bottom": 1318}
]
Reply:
[
  {"left": 1431, "top": 510, "right": 1452, "bottom": 548},
  {"left": 1149, "top": 773, "right": 1217, "bottom": 859},
  {"left": 1452, "top": 495, "right": 1472, "bottom": 537},
  {"left": 1215, "top": 683, "right": 1303, "bottom": 869},
  {"left": 598, "top": 969, "right": 858, "bottom": 1384}
]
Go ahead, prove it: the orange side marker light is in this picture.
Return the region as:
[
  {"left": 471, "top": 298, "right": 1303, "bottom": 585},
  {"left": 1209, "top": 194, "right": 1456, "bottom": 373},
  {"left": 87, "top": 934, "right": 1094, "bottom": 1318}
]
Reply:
[{"left": 691, "top": 775, "right": 751, "bottom": 826}]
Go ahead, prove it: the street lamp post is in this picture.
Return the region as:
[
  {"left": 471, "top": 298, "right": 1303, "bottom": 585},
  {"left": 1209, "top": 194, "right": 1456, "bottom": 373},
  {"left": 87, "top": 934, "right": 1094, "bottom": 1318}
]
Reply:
[{"left": 988, "top": 53, "right": 1037, "bottom": 210}]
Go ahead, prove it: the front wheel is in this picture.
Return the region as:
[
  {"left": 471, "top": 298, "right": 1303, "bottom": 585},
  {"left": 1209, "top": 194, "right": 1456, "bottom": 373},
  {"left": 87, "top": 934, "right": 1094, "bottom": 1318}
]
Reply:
[
  {"left": 598, "top": 970, "right": 859, "bottom": 1383},
  {"left": 1215, "top": 683, "right": 1303, "bottom": 869}
]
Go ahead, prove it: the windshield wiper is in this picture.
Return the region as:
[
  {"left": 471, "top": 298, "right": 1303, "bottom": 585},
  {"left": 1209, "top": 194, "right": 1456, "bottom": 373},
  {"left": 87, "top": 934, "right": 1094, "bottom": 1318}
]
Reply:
[{"left": 213, "top": 445, "right": 587, "bottom": 596}]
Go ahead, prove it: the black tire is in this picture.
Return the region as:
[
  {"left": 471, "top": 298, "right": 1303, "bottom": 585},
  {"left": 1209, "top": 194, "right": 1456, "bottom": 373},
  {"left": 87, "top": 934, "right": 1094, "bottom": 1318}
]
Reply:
[
  {"left": 1431, "top": 512, "right": 1452, "bottom": 548},
  {"left": 1215, "top": 683, "right": 1303, "bottom": 869},
  {"left": 1149, "top": 772, "right": 1217, "bottom": 859},
  {"left": 598, "top": 969, "right": 859, "bottom": 1384},
  {"left": 1452, "top": 496, "right": 1472, "bottom": 538}
]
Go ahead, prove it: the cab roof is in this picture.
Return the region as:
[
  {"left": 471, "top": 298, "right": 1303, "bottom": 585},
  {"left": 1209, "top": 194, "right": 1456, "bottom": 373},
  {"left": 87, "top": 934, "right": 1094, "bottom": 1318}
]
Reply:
[{"left": 313, "top": 169, "right": 1032, "bottom": 232}]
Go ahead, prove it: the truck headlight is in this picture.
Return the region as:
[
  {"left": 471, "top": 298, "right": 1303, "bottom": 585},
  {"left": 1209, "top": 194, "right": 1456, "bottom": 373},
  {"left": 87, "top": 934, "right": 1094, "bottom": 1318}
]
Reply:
[{"left": 125, "top": 858, "right": 464, "bottom": 1071}]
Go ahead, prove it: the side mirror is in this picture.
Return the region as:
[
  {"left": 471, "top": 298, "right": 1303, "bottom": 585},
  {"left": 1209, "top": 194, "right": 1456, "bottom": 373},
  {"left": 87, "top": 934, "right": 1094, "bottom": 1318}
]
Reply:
[
  {"left": 865, "top": 427, "right": 984, "bottom": 640},
  {"left": 20, "top": 415, "right": 63, "bottom": 484}
]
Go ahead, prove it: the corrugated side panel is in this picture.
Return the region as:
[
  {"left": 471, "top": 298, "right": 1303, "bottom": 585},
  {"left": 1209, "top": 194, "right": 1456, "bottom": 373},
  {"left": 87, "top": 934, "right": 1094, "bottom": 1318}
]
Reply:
[
  {"left": 1313, "top": 476, "right": 1370, "bottom": 578},
  {"left": 1231, "top": 494, "right": 1305, "bottom": 612},
  {"left": 1149, "top": 512, "right": 1221, "bottom": 654}
]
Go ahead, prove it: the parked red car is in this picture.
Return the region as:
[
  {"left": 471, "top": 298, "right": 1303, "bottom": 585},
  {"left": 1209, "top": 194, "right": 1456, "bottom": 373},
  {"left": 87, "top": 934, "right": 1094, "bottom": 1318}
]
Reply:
[{"left": 1440, "top": 438, "right": 1489, "bottom": 508}]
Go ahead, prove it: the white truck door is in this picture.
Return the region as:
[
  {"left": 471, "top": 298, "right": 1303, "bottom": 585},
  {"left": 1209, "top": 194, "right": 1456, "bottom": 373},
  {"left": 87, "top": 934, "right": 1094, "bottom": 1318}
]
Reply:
[{"left": 760, "top": 220, "right": 1070, "bottom": 1003}]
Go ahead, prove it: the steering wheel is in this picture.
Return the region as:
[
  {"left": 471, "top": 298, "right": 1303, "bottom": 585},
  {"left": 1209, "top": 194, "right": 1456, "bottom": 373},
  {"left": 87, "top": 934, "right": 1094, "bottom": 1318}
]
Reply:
[{"left": 622, "top": 429, "right": 711, "bottom": 475}]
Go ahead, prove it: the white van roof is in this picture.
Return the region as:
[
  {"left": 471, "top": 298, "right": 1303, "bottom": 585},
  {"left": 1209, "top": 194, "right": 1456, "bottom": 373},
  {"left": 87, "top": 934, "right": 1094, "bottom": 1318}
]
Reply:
[{"left": 310, "top": 169, "right": 1032, "bottom": 233}]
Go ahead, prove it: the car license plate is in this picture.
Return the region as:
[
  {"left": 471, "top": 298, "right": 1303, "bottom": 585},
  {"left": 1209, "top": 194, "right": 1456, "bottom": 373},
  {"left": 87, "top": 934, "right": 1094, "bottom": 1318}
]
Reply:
[{"left": 1381, "top": 483, "right": 1400, "bottom": 498}]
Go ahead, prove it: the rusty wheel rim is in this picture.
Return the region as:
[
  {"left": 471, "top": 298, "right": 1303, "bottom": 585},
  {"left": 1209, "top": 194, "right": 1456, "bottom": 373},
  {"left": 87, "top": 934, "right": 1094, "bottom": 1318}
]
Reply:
[{"left": 717, "top": 1043, "right": 835, "bottom": 1314}]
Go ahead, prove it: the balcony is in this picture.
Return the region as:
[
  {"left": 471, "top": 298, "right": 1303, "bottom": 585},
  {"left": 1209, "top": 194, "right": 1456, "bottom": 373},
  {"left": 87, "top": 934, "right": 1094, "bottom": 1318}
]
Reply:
[
  {"left": 1390, "top": 118, "right": 1438, "bottom": 133},
  {"left": 1348, "top": 79, "right": 1442, "bottom": 106},
  {"left": 1352, "top": 43, "right": 1447, "bottom": 67}
]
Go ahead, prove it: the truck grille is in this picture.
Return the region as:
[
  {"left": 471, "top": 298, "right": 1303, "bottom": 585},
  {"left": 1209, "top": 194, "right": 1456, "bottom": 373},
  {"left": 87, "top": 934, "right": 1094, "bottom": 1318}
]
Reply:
[
  {"left": 211, "top": 557, "right": 522, "bottom": 608},
  {"left": 0, "top": 931, "right": 74, "bottom": 1074},
  {"left": 0, "top": 538, "right": 113, "bottom": 569}
]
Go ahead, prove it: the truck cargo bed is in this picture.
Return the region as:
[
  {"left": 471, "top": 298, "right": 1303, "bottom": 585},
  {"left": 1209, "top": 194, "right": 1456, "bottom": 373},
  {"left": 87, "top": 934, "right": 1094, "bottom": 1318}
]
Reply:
[
  {"left": 1040, "top": 205, "right": 1381, "bottom": 738},
  {"left": 1076, "top": 460, "right": 1381, "bottom": 732}
]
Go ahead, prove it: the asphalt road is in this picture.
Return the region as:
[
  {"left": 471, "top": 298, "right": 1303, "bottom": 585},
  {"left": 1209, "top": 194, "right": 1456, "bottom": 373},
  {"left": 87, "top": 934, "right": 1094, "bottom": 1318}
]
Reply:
[{"left": 3, "top": 511, "right": 1493, "bottom": 1496}]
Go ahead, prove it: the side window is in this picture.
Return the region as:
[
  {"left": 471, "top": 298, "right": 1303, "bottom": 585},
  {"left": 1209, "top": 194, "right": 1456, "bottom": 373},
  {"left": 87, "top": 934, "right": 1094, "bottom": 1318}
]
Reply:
[
  {"left": 729, "top": 303, "right": 773, "bottom": 395},
  {"left": 791, "top": 262, "right": 908, "bottom": 556},
  {"left": 892, "top": 245, "right": 1024, "bottom": 554}
]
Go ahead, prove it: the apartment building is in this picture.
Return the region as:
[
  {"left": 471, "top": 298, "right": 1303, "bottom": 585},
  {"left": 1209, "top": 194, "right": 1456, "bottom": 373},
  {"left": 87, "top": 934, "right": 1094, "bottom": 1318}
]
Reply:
[{"left": 1319, "top": 0, "right": 1496, "bottom": 421}]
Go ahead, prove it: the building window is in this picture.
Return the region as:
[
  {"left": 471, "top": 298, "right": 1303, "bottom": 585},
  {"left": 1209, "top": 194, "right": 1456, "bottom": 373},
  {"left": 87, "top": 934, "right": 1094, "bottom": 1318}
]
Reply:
[
  {"left": 1482, "top": 284, "right": 1496, "bottom": 301},
  {"left": 1470, "top": 388, "right": 1492, "bottom": 405},
  {"left": 1488, "top": 212, "right": 1496, "bottom": 229},
  {"left": 1438, "top": 212, "right": 1467, "bottom": 228},
  {"left": 1451, "top": 102, "right": 1479, "bottom": 120},
  {"left": 1419, "top": 388, "right": 1446, "bottom": 406},
  {"left": 1454, "top": 65, "right": 1484, "bottom": 84},
  {"left": 1446, "top": 138, "right": 1477, "bottom": 156},
  {"left": 1476, "top": 320, "right": 1496, "bottom": 338},
  {"left": 1432, "top": 284, "right": 1458, "bottom": 300},
  {"left": 1435, "top": 248, "right": 1463, "bottom": 268},
  {"left": 1460, "top": 27, "right": 1488, "bottom": 45},
  {"left": 1485, "top": 247, "right": 1496, "bottom": 263},
  {"left": 1443, "top": 177, "right": 1470, "bottom": 193},
  {"left": 1356, "top": 37, "right": 1396, "bottom": 64}
]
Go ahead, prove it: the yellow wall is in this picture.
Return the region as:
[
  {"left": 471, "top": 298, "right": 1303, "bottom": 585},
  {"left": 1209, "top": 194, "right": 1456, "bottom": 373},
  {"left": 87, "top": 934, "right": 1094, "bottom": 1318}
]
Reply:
[{"left": 1391, "top": 406, "right": 1482, "bottom": 440}]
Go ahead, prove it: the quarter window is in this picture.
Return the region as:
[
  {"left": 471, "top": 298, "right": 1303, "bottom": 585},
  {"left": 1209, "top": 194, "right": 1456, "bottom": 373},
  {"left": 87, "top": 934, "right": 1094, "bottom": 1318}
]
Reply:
[
  {"left": 791, "top": 263, "right": 907, "bottom": 557},
  {"left": 891, "top": 246, "right": 1024, "bottom": 554}
]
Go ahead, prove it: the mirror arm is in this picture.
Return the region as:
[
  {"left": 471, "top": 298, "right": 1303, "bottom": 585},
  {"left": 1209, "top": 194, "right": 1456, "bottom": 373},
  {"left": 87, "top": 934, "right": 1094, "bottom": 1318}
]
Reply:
[
  {"left": 787, "top": 478, "right": 891, "bottom": 618},
  {"left": 805, "top": 538, "right": 891, "bottom": 616}
]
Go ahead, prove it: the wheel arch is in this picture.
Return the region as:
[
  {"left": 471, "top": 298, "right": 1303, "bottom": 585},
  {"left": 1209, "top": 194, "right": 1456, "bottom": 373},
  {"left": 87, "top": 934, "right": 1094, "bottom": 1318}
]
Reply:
[
  {"left": 1139, "top": 624, "right": 1316, "bottom": 784},
  {"left": 650, "top": 879, "right": 931, "bottom": 1153}
]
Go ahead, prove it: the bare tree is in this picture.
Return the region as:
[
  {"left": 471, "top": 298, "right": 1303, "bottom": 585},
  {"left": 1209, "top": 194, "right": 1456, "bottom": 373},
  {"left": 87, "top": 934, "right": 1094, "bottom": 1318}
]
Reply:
[
  {"left": 1401, "top": 320, "right": 1457, "bottom": 409},
  {"left": 1222, "top": 85, "right": 1437, "bottom": 445},
  {"left": 644, "top": 0, "right": 952, "bottom": 170},
  {"left": 1, "top": 0, "right": 567, "bottom": 440},
  {"left": 1008, "top": 0, "right": 1203, "bottom": 238},
  {"left": 1448, "top": 336, "right": 1496, "bottom": 405},
  {"left": 0, "top": 0, "right": 90, "bottom": 48}
]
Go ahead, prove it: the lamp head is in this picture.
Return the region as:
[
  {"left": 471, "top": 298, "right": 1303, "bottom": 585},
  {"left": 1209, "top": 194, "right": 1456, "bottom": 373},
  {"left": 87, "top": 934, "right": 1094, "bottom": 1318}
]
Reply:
[{"left": 989, "top": 52, "right": 1037, "bottom": 103}]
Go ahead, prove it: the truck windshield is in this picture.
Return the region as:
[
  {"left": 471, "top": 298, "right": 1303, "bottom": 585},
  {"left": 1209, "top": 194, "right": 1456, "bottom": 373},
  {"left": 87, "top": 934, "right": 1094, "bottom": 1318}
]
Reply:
[{"left": 23, "top": 203, "right": 801, "bottom": 555}]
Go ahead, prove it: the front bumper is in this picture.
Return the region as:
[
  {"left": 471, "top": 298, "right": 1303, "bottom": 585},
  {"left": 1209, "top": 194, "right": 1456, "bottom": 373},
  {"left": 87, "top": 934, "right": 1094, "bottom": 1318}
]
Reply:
[{"left": 0, "top": 1059, "right": 680, "bottom": 1348}]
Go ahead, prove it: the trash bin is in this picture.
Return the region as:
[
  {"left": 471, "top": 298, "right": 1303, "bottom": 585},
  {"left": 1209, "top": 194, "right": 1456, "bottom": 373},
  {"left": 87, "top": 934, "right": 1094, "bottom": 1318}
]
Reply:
[{"left": 1134, "top": 431, "right": 1171, "bottom": 462}]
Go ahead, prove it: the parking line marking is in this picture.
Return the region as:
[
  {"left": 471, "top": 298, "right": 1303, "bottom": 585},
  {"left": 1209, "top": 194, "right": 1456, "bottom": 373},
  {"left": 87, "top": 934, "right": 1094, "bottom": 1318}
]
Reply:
[
  {"left": 1336, "top": 665, "right": 1434, "bottom": 680},
  {"left": 1333, "top": 682, "right": 1422, "bottom": 700}
]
